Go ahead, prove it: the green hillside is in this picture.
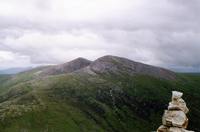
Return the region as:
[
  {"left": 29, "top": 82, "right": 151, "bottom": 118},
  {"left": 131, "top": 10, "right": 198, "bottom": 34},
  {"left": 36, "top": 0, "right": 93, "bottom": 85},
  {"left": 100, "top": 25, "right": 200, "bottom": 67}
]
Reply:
[{"left": 0, "top": 56, "right": 199, "bottom": 132}]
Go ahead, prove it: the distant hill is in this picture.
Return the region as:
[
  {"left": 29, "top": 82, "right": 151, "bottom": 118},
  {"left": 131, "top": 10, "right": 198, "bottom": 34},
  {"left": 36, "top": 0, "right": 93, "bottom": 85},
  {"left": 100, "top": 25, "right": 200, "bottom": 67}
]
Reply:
[
  {"left": 0, "top": 67, "right": 32, "bottom": 74},
  {"left": 0, "top": 55, "right": 199, "bottom": 132}
]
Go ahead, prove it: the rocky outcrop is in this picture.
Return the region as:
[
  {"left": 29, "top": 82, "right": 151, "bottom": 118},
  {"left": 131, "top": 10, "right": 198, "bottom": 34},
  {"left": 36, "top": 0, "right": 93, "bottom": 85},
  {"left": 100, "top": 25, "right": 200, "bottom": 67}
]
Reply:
[{"left": 157, "top": 91, "right": 194, "bottom": 132}]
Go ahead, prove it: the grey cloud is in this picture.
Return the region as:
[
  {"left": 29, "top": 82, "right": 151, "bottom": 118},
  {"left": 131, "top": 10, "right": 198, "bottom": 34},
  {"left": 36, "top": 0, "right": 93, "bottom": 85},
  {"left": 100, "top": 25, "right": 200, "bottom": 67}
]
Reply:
[{"left": 0, "top": 0, "right": 200, "bottom": 72}]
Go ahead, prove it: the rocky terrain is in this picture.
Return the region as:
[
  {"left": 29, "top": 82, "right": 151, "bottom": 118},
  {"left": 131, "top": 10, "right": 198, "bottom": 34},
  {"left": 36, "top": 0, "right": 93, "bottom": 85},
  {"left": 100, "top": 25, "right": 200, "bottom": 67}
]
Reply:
[
  {"left": 0, "top": 55, "right": 199, "bottom": 132},
  {"left": 157, "top": 91, "right": 194, "bottom": 132}
]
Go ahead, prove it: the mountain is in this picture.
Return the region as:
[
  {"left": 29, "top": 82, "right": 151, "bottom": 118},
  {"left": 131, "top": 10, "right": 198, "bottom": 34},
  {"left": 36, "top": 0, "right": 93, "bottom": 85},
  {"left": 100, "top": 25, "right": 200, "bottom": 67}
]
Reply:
[
  {"left": 0, "top": 55, "right": 199, "bottom": 132},
  {"left": 41, "top": 57, "right": 91, "bottom": 76},
  {"left": 88, "top": 55, "right": 176, "bottom": 80},
  {"left": 0, "top": 67, "right": 32, "bottom": 74}
]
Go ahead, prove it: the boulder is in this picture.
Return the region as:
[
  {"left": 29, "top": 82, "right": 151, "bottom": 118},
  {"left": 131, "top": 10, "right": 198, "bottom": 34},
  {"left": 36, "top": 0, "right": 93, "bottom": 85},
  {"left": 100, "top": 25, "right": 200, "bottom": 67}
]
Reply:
[
  {"left": 168, "top": 91, "right": 189, "bottom": 114},
  {"left": 172, "top": 91, "right": 183, "bottom": 99},
  {"left": 162, "top": 110, "right": 187, "bottom": 127},
  {"left": 169, "top": 127, "right": 183, "bottom": 132}
]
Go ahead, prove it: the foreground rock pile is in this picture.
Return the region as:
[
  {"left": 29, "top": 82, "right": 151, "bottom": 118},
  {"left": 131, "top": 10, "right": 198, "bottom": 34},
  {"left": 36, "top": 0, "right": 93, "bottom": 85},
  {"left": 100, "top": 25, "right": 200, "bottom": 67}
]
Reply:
[{"left": 157, "top": 91, "right": 194, "bottom": 132}]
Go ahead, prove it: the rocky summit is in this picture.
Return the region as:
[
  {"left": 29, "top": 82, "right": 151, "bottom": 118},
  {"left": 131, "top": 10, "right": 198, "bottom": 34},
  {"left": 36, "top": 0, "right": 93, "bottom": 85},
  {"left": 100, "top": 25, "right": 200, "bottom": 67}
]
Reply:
[
  {"left": 157, "top": 91, "right": 194, "bottom": 132},
  {"left": 89, "top": 55, "right": 177, "bottom": 80}
]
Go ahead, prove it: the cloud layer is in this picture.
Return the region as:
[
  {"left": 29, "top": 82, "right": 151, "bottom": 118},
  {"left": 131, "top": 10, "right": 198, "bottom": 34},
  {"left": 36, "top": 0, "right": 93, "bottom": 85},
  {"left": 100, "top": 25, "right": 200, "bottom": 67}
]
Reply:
[{"left": 0, "top": 0, "right": 200, "bottom": 72}]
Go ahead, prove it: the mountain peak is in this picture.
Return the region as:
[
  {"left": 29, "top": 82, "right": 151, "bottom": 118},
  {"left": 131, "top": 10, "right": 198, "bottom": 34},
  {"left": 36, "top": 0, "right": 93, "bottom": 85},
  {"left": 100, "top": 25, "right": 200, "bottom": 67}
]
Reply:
[
  {"left": 72, "top": 57, "right": 90, "bottom": 62},
  {"left": 41, "top": 57, "right": 91, "bottom": 76},
  {"left": 95, "top": 55, "right": 123, "bottom": 61},
  {"left": 89, "top": 55, "right": 176, "bottom": 80}
]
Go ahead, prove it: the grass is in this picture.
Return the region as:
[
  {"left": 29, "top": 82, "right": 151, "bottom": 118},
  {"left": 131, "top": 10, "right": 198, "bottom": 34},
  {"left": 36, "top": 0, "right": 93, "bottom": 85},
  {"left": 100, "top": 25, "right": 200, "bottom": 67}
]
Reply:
[{"left": 0, "top": 71, "right": 199, "bottom": 131}]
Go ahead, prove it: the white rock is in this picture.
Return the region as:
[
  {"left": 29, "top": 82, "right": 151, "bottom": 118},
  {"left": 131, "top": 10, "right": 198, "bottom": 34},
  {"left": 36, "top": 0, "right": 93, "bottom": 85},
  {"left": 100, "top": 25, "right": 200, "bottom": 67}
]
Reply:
[
  {"left": 167, "top": 91, "right": 189, "bottom": 114},
  {"left": 168, "top": 98, "right": 189, "bottom": 114},
  {"left": 172, "top": 91, "right": 183, "bottom": 100},
  {"left": 157, "top": 91, "right": 194, "bottom": 132},
  {"left": 162, "top": 110, "right": 187, "bottom": 127}
]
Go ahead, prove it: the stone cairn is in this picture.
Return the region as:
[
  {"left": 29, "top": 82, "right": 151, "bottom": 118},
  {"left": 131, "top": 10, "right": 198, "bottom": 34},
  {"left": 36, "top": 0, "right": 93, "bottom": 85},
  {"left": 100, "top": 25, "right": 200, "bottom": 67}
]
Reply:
[{"left": 157, "top": 91, "right": 194, "bottom": 132}]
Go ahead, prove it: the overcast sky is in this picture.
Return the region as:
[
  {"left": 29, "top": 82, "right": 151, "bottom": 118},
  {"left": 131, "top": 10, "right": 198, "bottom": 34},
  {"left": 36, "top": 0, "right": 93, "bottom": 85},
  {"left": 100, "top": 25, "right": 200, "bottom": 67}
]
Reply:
[{"left": 0, "top": 0, "right": 200, "bottom": 72}]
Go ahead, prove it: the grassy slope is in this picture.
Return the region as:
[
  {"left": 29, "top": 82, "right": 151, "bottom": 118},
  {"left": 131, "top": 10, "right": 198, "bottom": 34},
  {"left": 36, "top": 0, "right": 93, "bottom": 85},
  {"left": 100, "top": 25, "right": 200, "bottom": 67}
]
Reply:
[{"left": 0, "top": 72, "right": 199, "bottom": 132}]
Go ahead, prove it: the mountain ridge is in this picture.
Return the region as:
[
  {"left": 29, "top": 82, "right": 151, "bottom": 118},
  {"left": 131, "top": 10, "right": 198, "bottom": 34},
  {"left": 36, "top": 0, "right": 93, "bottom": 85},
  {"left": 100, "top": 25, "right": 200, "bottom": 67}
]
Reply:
[
  {"left": 33, "top": 55, "right": 177, "bottom": 80},
  {"left": 0, "top": 55, "right": 199, "bottom": 132},
  {"left": 0, "top": 67, "right": 33, "bottom": 74},
  {"left": 88, "top": 55, "right": 176, "bottom": 80}
]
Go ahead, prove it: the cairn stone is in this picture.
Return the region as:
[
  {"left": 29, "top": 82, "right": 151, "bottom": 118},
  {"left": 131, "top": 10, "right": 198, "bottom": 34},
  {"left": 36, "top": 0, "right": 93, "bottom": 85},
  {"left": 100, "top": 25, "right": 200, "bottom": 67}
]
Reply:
[
  {"left": 157, "top": 91, "right": 194, "bottom": 132},
  {"left": 168, "top": 91, "right": 189, "bottom": 114},
  {"left": 157, "top": 125, "right": 168, "bottom": 132},
  {"left": 162, "top": 110, "right": 188, "bottom": 128}
]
